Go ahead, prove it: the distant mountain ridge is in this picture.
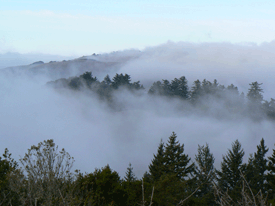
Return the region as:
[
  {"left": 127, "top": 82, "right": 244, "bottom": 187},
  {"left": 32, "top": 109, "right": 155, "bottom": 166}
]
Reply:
[{"left": 0, "top": 51, "right": 141, "bottom": 80}]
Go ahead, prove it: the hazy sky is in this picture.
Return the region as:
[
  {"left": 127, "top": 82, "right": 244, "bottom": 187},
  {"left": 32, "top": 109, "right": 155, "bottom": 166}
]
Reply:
[{"left": 1, "top": 0, "right": 275, "bottom": 56}]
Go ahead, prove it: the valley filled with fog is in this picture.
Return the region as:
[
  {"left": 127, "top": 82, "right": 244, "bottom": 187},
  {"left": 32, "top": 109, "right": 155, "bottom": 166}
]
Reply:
[{"left": 1, "top": 41, "right": 275, "bottom": 178}]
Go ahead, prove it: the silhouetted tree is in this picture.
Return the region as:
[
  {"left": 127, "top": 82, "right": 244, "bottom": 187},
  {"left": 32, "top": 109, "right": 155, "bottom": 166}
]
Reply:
[
  {"left": 247, "top": 81, "right": 264, "bottom": 104},
  {"left": 190, "top": 79, "right": 202, "bottom": 104},
  {"left": 194, "top": 143, "right": 216, "bottom": 205},
  {"left": 216, "top": 140, "right": 245, "bottom": 202},
  {"left": 112, "top": 73, "right": 131, "bottom": 89},
  {"left": 267, "top": 144, "right": 275, "bottom": 203},
  {"left": 149, "top": 140, "right": 165, "bottom": 182}
]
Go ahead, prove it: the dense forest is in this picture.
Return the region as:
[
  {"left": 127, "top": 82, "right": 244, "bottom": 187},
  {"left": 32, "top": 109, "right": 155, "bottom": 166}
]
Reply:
[
  {"left": 47, "top": 72, "right": 275, "bottom": 121},
  {"left": 1, "top": 134, "right": 275, "bottom": 205}
]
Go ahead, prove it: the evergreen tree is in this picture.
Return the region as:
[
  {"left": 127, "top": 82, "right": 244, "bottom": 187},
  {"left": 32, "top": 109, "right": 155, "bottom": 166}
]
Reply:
[
  {"left": 103, "top": 74, "right": 112, "bottom": 85},
  {"left": 79, "top": 165, "right": 126, "bottom": 206},
  {"left": 0, "top": 149, "right": 21, "bottom": 205},
  {"left": 178, "top": 76, "right": 189, "bottom": 99},
  {"left": 148, "top": 139, "right": 165, "bottom": 182},
  {"left": 267, "top": 144, "right": 275, "bottom": 202},
  {"left": 246, "top": 81, "right": 264, "bottom": 119},
  {"left": 163, "top": 132, "right": 194, "bottom": 179},
  {"left": 216, "top": 139, "right": 245, "bottom": 201},
  {"left": 194, "top": 144, "right": 216, "bottom": 205},
  {"left": 131, "top": 80, "right": 144, "bottom": 90},
  {"left": 170, "top": 76, "right": 189, "bottom": 99},
  {"left": 124, "top": 163, "right": 136, "bottom": 182},
  {"left": 148, "top": 81, "right": 162, "bottom": 95},
  {"left": 148, "top": 133, "right": 195, "bottom": 206},
  {"left": 247, "top": 81, "right": 264, "bottom": 104},
  {"left": 112, "top": 73, "right": 131, "bottom": 89},
  {"left": 227, "top": 84, "right": 239, "bottom": 95},
  {"left": 201, "top": 79, "right": 212, "bottom": 95},
  {"left": 251, "top": 138, "right": 268, "bottom": 194},
  {"left": 123, "top": 163, "right": 141, "bottom": 206},
  {"left": 190, "top": 79, "right": 202, "bottom": 104},
  {"left": 161, "top": 79, "right": 171, "bottom": 96},
  {"left": 171, "top": 78, "right": 180, "bottom": 96}
]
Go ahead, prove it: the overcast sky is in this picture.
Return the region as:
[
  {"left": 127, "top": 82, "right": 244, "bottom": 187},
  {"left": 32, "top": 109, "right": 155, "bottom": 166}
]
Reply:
[{"left": 1, "top": 0, "right": 275, "bottom": 56}]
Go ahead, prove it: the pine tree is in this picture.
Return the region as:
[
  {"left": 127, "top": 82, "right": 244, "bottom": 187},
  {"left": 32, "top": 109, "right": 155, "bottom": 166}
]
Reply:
[
  {"left": 171, "top": 76, "right": 189, "bottom": 99},
  {"left": 123, "top": 163, "right": 140, "bottom": 206},
  {"left": 148, "top": 81, "right": 162, "bottom": 95},
  {"left": 190, "top": 79, "right": 202, "bottom": 104},
  {"left": 194, "top": 143, "right": 216, "bottom": 205},
  {"left": 247, "top": 81, "right": 264, "bottom": 120},
  {"left": 216, "top": 139, "right": 245, "bottom": 201},
  {"left": 251, "top": 138, "right": 268, "bottom": 194},
  {"left": 171, "top": 78, "right": 180, "bottom": 96},
  {"left": 149, "top": 139, "right": 165, "bottom": 182},
  {"left": 201, "top": 79, "right": 212, "bottom": 95},
  {"left": 227, "top": 84, "right": 239, "bottom": 95},
  {"left": 148, "top": 133, "right": 195, "bottom": 205},
  {"left": 161, "top": 79, "right": 171, "bottom": 96},
  {"left": 124, "top": 163, "right": 136, "bottom": 183},
  {"left": 179, "top": 76, "right": 189, "bottom": 99},
  {"left": 163, "top": 132, "right": 194, "bottom": 179},
  {"left": 247, "top": 81, "right": 264, "bottom": 104},
  {"left": 112, "top": 73, "right": 131, "bottom": 89},
  {"left": 267, "top": 144, "right": 275, "bottom": 202},
  {"left": 103, "top": 74, "right": 112, "bottom": 85}
]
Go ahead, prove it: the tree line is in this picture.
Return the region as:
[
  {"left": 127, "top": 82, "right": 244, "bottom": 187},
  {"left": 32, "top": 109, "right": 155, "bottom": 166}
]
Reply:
[
  {"left": 47, "top": 72, "right": 275, "bottom": 120},
  {"left": 1, "top": 134, "right": 275, "bottom": 205}
]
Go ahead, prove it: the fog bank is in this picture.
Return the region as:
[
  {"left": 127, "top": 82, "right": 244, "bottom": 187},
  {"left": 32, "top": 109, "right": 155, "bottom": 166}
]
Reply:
[{"left": 1, "top": 41, "right": 275, "bottom": 178}]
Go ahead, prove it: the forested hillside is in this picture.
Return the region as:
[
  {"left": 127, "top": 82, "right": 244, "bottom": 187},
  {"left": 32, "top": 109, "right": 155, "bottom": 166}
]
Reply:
[
  {"left": 47, "top": 71, "right": 275, "bottom": 121},
  {"left": 1, "top": 134, "right": 275, "bottom": 205}
]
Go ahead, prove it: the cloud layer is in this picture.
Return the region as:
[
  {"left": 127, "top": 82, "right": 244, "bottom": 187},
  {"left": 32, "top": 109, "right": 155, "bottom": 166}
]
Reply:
[{"left": 1, "top": 41, "right": 275, "bottom": 178}]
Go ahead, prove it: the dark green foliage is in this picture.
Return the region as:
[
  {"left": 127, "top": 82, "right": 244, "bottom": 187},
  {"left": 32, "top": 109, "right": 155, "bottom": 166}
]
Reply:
[
  {"left": 5, "top": 136, "right": 275, "bottom": 204},
  {"left": 190, "top": 79, "right": 202, "bottom": 104},
  {"left": 77, "top": 164, "right": 126, "bottom": 206},
  {"left": 201, "top": 79, "right": 213, "bottom": 95},
  {"left": 122, "top": 163, "right": 142, "bottom": 206},
  {"left": 148, "top": 76, "right": 188, "bottom": 99},
  {"left": 247, "top": 138, "right": 268, "bottom": 194},
  {"left": 47, "top": 72, "right": 275, "bottom": 121},
  {"left": 247, "top": 81, "right": 264, "bottom": 104},
  {"left": 194, "top": 144, "right": 216, "bottom": 205},
  {"left": 103, "top": 74, "right": 112, "bottom": 85},
  {"left": 246, "top": 81, "right": 264, "bottom": 119},
  {"left": 149, "top": 133, "right": 194, "bottom": 181},
  {"left": 154, "top": 173, "right": 188, "bottom": 206},
  {"left": 124, "top": 163, "right": 137, "bottom": 183},
  {"left": 163, "top": 132, "right": 194, "bottom": 178},
  {"left": 0, "top": 149, "right": 21, "bottom": 205},
  {"left": 171, "top": 76, "right": 189, "bottom": 99},
  {"left": 216, "top": 140, "right": 245, "bottom": 202},
  {"left": 267, "top": 144, "right": 275, "bottom": 202},
  {"left": 148, "top": 79, "right": 172, "bottom": 96},
  {"left": 148, "top": 139, "right": 165, "bottom": 182},
  {"left": 148, "top": 132, "right": 195, "bottom": 206},
  {"left": 112, "top": 73, "right": 131, "bottom": 89}
]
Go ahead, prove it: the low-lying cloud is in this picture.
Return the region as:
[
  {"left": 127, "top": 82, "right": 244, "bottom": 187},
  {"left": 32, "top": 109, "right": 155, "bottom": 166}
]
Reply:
[{"left": 1, "top": 41, "right": 275, "bottom": 178}]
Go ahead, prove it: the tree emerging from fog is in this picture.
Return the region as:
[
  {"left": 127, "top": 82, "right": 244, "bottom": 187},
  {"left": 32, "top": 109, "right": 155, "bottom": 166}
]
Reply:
[{"left": 47, "top": 72, "right": 275, "bottom": 121}]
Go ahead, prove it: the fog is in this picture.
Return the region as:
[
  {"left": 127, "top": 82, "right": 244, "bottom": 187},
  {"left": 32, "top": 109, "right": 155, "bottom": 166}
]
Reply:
[{"left": 1, "top": 41, "right": 275, "bottom": 178}]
